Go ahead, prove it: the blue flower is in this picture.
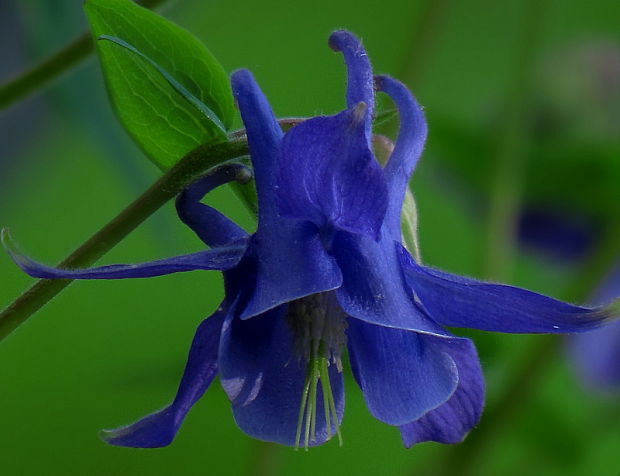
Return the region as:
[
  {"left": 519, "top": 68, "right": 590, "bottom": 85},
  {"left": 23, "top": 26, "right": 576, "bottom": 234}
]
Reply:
[{"left": 5, "top": 31, "right": 620, "bottom": 449}]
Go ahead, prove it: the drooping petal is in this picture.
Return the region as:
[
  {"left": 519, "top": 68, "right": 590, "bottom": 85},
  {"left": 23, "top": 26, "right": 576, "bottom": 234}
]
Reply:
[
  {"left": 332, "top": 231, "right": 448, "bottom": 335},
  {"left": 276, "top": 108, "right": 388, "bottom": 238},
  {"left": 328, "top": 30, "right": 374, "bottom": 141},
  {"left": 219, "top": 305, "right": 344, "bottom": 446},
  {"left": 231, "top": 70, "right": 342, "bottom": 318},
  {"left": 101, "top": 306, "right": 226, "bottom": 447},
  {"left": 176, "top": 164, "right": 250, "bottom": 247},
  {"left": 231, "top": 69, "right": 283, "bottom": 227},
  {"left": 401, "top": 247, "right": 620, "bottom": 333},
  {"left": 399, "top": 337, "right": 484, "bottom": 446},
  {"left": 3, "top": 230, "right": 248, "bottom": 279},
  {"left": 347, "top": 319, "right": 458, "bottom": 425},
  {"left": 375, "top": 75, "right": 428, "bottom": 241}
]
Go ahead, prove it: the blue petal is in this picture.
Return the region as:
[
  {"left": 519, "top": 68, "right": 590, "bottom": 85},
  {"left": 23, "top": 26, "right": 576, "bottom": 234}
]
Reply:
[
  {"left": 347, "top": 319, "right": 458, "bottom": 425},
  {"left": 276, "top": 108, "right": 388, "bottom": 238},
  {"left": 219, "top": 305, "right": 344, "bottom": 446},
  {"left": 240, "top": 222, "right": 342, "bottom": 319},
  {"left": 400, "top": 337, "right": 484, "bottom": 446},
  {"left": 332, "top": 231, "right": 449, "bottom": 335},
  {"left": 375, "top": 75, "right": 428, "bottom": 241},
  {"left": 231, "top": 69, "right": 283, "bottom": 228},
  {"left": 101, "top": 306, "right": 226, "bottom": 447},
  {"left": 176, "top": 164, "right": 250, "bottom": 247},
  {"left": 328, "top": 30, "right": 374, "bottom": 141},
  {"left": 232, "top": 70, "right": 342, "bottom": 318},
  {"left": 401, "top": 248, "right": 620, "bottom": 333},
  {"left": 3, "top": 229, "right": 248, "bottom": 279}
]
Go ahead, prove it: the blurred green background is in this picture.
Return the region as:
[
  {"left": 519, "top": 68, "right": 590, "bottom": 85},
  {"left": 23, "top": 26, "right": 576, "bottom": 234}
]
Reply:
[{"left": 1, "top": 0, "right": 619, "bottom": 475}]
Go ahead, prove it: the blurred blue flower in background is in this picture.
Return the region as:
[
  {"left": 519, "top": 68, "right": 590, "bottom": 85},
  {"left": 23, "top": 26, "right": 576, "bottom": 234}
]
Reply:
[
  {"left": 517, "top": 206, "right": 599, "bottom": 262},
  {"left": 569, "top": 264, "right": 620, "bottom": 391},
  {"left": 517, "top": 41, "right": 620, "bottom": 263},
  {"left": 5, "top": 31, "right": 620, "bottom": 450}
]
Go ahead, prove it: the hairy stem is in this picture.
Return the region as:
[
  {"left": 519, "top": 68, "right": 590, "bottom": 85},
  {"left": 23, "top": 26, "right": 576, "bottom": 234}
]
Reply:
[
  {"left": 0, "top": 0, "right": 168, "bottom": 110},
  {"left": 0, "top": 139, "right": 249, "bottom": 342}
]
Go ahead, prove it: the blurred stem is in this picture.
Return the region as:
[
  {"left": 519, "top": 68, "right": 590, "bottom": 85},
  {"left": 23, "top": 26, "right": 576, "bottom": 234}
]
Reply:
[
  {"left": 393, "top": 0, "right": 453, "bottom": 261},
  {"left": 433, "top": 220, "right": 620, "bottom": 476},
  {"left": 0, "top": 139, "right": 249, "bottom": 343},
  {"left": 0, "top": 0, "right": 168, "bottom": 110},
  {"left": 482, "top": 0, "right": 547, "bottom": 281},
  {"left": 247, "top": 442, "right": 282, "bottom": 476},
  {"left": 399, "top": 0, "right": 451, "bottom": 84}
]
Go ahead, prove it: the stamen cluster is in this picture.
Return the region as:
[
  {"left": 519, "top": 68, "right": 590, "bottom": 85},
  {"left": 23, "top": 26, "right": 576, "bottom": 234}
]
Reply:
[{"left": 286, "top": 293, "right": 347, "bottom": 449}]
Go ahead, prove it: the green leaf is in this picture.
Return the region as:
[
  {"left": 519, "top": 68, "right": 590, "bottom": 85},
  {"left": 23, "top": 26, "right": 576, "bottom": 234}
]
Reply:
[
  {"left": 98, "top": 35, "right": 227, "bottom": 134},
  {"left": 84, "top": 0, "right": 234, "bottom": 170}
]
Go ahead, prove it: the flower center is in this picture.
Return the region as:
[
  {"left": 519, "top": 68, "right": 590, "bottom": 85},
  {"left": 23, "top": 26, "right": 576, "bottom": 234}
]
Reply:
[{"left": 286, "top": 292, "right": 346, "bottom": 450}]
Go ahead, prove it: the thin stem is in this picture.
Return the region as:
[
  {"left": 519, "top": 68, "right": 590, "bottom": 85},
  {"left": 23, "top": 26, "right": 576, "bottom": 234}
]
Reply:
[
  {"left": 482, "top": 0, "right": 547, "bottom": 280},
  {"left": 247, "top": 442, "right": 281, "bottom": 476},
  {"left": 0, "top": 139, "right": 249, "bottom": 342},
  {"left": 399, "top": 0, "right": 452, "bottom": 84},
  {"left": 0, "top": 0, "right": 167, "bottom": 110},
  {"left": 228, "top": 117, "right": 305, "bottom": 140}
]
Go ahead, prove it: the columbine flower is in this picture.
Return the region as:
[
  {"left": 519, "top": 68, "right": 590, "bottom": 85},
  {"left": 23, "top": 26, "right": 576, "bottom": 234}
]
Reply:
[{"left": 5, "top": 30, "right": 620, "bottom": 449}]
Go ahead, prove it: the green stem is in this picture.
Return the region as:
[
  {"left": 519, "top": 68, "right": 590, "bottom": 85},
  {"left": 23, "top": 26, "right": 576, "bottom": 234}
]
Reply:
[
  {"left": 0, "top": 0, "right": 167, "bottom": 110},
  {"left": 482, "top": 0, "right": 547, "bottom": 280},
  {"left": 247, "top": 442, "right": 281, "bottom": 476},
  {"left": 399, "top": 0, "right": 451, "bottom": 84},
  {"left": 0, "top": 139, "right": 249, "bottom": 342}
]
